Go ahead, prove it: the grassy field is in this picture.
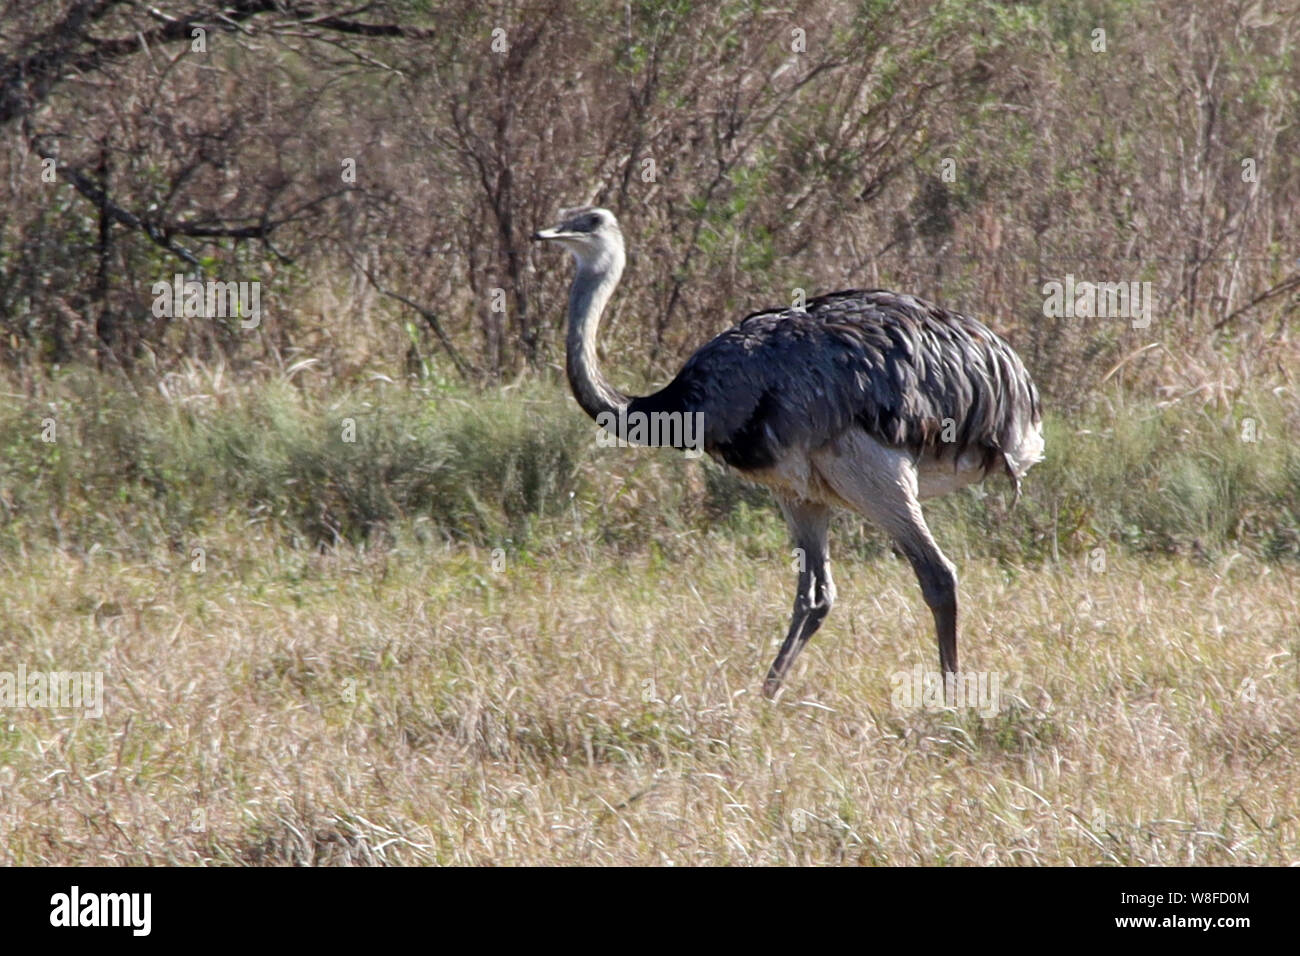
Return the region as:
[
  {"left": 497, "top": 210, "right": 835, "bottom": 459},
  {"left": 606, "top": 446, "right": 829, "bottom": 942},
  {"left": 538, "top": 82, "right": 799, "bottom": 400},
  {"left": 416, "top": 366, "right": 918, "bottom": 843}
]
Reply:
[{"left": 1, "top": 369, "right": 1298, "bottom": 865}]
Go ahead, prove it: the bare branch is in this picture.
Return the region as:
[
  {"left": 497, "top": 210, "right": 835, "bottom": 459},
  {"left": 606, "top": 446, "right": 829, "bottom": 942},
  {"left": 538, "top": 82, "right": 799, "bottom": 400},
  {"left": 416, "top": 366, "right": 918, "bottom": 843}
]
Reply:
[
  {"left": 0, "top": 1, "right": 435, "bottom": 126},
  {"left": 31, "top": 134, "right": 349, "bottom": 268},
  {"left": 1212, "top": 273, "right": 1300, "bottom": 331}
]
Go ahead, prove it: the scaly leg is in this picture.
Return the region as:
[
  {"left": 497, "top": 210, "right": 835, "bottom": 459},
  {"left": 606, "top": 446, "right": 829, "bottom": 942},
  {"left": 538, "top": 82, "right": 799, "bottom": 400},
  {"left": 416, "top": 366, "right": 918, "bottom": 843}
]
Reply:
[
  {"left": 813, "top": 433, "right": 960, "bottom": 687},
  {"left": 763, "top": 497, "right": 836, "bottom": 698}
]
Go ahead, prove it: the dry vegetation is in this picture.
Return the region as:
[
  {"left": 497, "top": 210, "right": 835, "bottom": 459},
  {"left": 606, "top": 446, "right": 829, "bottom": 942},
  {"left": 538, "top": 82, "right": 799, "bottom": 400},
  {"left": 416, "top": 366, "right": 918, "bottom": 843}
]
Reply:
[
  {"left": 1, "top": 367, "right": 1298, "bottom": 866},
  {"left": 2, "top": 505, "right": 1297, "bottom": 865}
]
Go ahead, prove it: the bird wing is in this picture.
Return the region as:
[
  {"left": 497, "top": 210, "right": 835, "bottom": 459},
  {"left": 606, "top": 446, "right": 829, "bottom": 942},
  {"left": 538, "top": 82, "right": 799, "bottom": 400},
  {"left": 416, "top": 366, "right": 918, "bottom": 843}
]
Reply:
[{"left": 631, "top": 289, "right": 1041, "bottom": 477}]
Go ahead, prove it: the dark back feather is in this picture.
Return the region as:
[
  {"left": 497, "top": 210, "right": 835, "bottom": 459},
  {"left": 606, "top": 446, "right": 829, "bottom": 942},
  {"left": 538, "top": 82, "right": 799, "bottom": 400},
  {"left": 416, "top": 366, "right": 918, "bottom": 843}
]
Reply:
[{"left": 630, "top": 289, "right": 1042, "bottom": 478}]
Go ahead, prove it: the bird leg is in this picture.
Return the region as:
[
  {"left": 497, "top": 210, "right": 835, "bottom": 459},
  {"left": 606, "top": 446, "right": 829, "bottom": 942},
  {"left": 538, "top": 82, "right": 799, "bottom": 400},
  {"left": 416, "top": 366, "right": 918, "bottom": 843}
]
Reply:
[
  {"left": 895, "top": 536, "right": 959, "bottom": 682},
  {"left": 869, "top": 510, "right": 961, "bottom": 704},
  {"left": 810, "top": 435, "right": 961, "bottom": 699},
  {"left": 763, "top": 499, "right": 834, "bottom": 698}
]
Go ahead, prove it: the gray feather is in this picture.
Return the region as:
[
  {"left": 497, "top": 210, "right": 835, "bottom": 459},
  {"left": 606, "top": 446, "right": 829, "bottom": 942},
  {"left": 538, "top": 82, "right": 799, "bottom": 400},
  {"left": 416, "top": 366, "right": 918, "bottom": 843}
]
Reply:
[{"left": 631, "top": 289, "right": 1042, "bottom": 480}]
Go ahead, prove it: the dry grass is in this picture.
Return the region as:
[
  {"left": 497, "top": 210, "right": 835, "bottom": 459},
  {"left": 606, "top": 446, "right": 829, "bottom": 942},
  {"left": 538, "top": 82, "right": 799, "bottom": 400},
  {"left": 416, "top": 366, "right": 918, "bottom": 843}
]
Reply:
[{"left": 2, "top": 516, "right": 1296, "bottom": 865}]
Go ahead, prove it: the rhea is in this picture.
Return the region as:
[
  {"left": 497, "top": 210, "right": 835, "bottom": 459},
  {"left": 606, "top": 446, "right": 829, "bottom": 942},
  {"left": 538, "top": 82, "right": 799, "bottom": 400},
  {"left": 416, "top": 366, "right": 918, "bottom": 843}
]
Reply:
[{"left": 533, "top": 207, "right": 1043, "bottom": 697}]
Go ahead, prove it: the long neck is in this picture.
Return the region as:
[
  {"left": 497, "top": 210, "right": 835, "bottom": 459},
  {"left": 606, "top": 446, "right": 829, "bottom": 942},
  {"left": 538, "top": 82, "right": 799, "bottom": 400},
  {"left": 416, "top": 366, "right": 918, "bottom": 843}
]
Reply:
[{"left": 565, "top": 250, "right": 630, "bottom": 422}]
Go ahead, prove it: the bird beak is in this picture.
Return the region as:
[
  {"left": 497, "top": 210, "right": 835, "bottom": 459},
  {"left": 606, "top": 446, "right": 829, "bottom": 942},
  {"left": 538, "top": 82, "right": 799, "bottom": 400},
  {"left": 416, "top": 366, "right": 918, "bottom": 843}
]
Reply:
[{"left": 531, "top": 226, "right": 565, "bottom": 242}]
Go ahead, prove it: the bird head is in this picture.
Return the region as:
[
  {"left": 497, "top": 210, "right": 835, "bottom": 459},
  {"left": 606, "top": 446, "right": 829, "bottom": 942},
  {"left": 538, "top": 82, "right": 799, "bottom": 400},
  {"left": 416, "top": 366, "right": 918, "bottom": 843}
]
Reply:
[{"left": 532, "top": 206, "right": 624, "bottom": 274}]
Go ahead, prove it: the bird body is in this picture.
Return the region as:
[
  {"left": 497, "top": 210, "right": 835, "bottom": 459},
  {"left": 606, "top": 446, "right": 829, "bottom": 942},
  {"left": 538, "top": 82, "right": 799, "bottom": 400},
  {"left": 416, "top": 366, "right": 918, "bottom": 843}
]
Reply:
[
  {"left": 632, "top": 289, "right": 1043, "bottom": 503},
  {"left": 534, "top": 206, "right": 1043, "bottom": 697}
]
